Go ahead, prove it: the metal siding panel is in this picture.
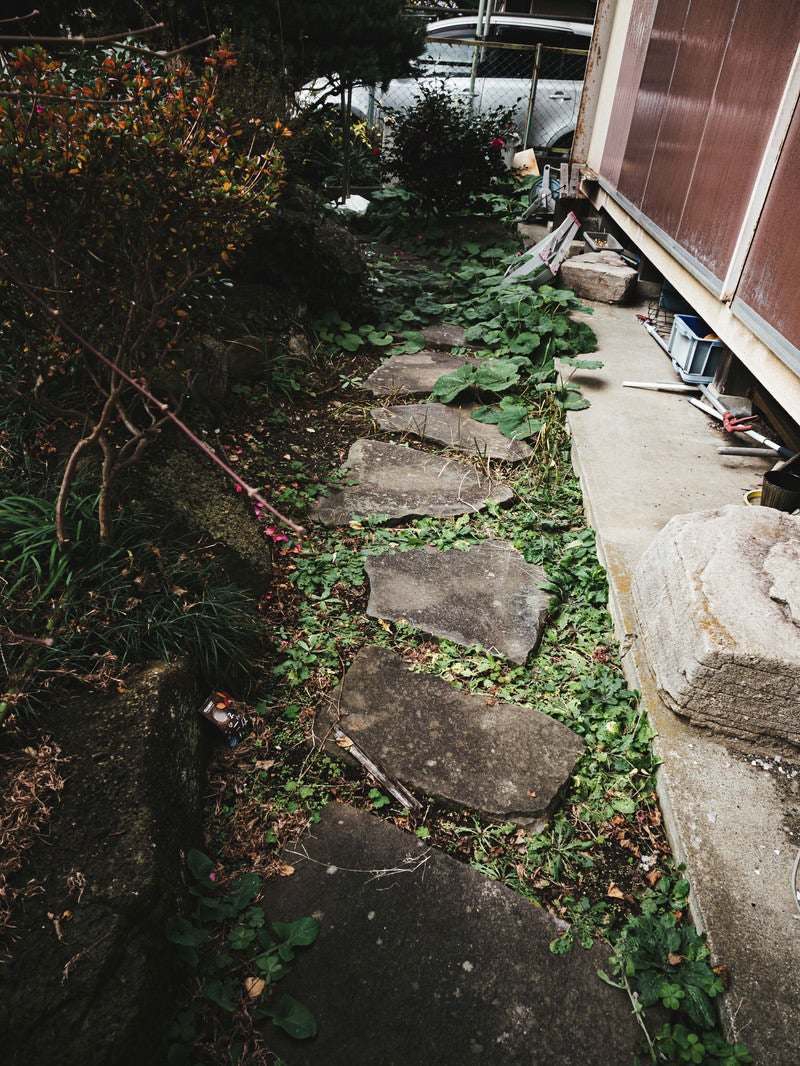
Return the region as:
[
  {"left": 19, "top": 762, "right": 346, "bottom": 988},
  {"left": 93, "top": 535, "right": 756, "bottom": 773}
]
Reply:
[
  {"left": 676, "top": 0, "right": 800, "bottom": 278},
  {"left": 598, "top": 0, "right": 657, "bottom": 187},
  {"left": 640, "top": 0, "right": 738, "bottom": 242},
  {"left": 737, "top": 104, "right": 800, "bottom": 355},
  {"left": 616, "top": 0, "right": 690, "bottom": 209}
]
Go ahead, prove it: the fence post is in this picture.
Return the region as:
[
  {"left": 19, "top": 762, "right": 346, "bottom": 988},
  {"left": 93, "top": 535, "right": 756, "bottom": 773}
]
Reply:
[
  {"left": 469, "top": 0, "right": 488, "bottom": 114},
  {"left": 524, "top": 43, "right": 542, "bottom": 147}
]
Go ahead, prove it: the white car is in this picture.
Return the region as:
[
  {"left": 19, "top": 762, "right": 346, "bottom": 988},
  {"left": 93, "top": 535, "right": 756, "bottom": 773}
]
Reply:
[{"left": 348, "top": 14, "right": 592, "bottom": 153}]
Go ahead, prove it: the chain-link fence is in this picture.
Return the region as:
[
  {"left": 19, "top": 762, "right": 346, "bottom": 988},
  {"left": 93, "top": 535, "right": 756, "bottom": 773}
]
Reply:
[
  {"left": 421, "top": 35, "right": 587, "bottom": 154},
  {"left": 361, "top": 35, "right": 588, "bottom": 157}
]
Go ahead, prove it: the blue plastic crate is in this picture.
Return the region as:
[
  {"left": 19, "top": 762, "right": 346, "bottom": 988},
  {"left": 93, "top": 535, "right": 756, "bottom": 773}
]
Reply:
[{"left": 668, "top": 314, "right": 726, "bottom": 384}]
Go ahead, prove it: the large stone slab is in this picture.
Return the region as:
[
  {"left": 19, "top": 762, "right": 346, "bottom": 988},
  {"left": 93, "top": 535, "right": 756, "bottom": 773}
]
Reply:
[
  {"left": 319, "top": 646, "right": 585, "bottom": 827},
  {"left": 364, "top": 541, "right": 548, "bottom": 663},
  {"left": 258, "top": 803, "right": 644, "bottom": 1066},
  {"left": 372, "top": 403, "right": 533, "bottom": 462},
  {"left": 560, "top": 251, "right": 637, "bottom": 303},
  {"left": 363, "top": 350, "right": 481, "bottom": 397},
  {"left": 421, "top": 321, "right": 469, "bottom": 349},
  {"left": 311, "top": 439, "right": 514, "bottom": 526},
  {"left": 632, "top": 504, "right": 800, "bottom": 748}
]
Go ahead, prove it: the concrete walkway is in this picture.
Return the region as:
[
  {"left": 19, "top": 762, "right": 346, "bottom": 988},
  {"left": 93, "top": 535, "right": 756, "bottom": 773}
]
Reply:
[{"left": 566, "top": 299, "right": 800, "bottom": 1064}]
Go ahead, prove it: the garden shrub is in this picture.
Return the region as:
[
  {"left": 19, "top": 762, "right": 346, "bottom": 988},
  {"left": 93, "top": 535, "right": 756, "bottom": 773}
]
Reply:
[{"left": 380, "top": 83, "right": 516, "bottom": 212}]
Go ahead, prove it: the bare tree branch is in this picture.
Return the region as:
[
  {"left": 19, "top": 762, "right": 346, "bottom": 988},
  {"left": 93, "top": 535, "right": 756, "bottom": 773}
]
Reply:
[{"left": 0, "top": 254, "right": 306, "bottom": 538}]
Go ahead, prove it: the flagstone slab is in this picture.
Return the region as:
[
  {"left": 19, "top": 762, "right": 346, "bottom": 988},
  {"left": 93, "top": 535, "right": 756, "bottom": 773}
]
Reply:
[
  {"left": 319, "top": 646, "right": 584, "bottom": 827},
  {"left": 258, "top": 803, "right": 644, "bottom": 1066},
  {"left": 632, "top": 504, "right": 800, "bottom": 748},
  {"left": 363, "top": 350, "right": 481, "bottom": 397},
  {"left": 421, "top": 321, "right": 469, "bottom": 349},
  {"left": 364, "top": 541, "right": 547, "bottom": 663},
  {"left": 372, "top": 403, "right": 533, "bottom": 462},
  {"left": 310, "top": 439, "right": 514, "bottom": 526}
]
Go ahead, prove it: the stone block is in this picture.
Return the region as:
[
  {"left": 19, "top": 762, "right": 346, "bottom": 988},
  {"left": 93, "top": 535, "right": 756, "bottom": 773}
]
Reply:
[
  {"left": 559, "top": 251, "right": 637, "bottom": 303},
  {"left": 632, "top": 505, "right": 800, "bottom": 749}
]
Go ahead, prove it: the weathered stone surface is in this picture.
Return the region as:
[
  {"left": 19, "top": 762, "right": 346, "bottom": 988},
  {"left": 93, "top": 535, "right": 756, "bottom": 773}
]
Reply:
[
  {"left": 311, "top": 439, "right": 514, "bottom": 526},
  {"left": 258, "top": 803, "right": 645, "bottom": 1066},
  {"left": 364, "top": 541, "right": 548, "bottom": 663},
  {"left": 320, "top": 646, "right": 585, "bottom": 827},
  {"left": 560, "top": 250, "right": 637, "bottom": 303},
  {"left": 632, "top": 505, "right": 800, "bottom": 748},
  {"left": 421, "top": 321, "right": 469, "bottom": 349},
  {"left": 0, "top": 662, "right": 207, "bottom": 1066},
  {"left": 372, "top": 402, "right": 533, "bottom": 461},
  {"left": 363, "top": 351, "right": 481, "bottom": 397}
]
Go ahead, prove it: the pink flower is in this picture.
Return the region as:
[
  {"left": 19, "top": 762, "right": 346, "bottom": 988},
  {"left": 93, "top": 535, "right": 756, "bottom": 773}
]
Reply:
[{"left": 491, "top": 137, "right": 504, "bottom": 149}]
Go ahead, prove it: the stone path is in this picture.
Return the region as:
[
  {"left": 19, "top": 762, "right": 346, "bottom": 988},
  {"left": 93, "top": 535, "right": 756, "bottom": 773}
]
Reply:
[{"left": 264, "top": 332, "right": 646, "bottom": 1062}]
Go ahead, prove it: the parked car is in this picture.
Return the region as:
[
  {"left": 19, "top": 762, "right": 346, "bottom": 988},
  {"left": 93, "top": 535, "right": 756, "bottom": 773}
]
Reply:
[{"left": 326, "top": 14, "right": 592, "bottom": 153}]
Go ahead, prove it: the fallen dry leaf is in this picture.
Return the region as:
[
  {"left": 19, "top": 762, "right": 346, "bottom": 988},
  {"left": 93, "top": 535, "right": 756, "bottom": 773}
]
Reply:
[
  {"left": 277, "top": 862, "right": 295, "bottom": 877},
  {"left": 607, "top": 883, "right": 625, "bottom": 900},
  {"left": 668, "top": 952, "right": 683, "bottom": 966},
  {"left": 244, "top": 977, "right": 266, "bottom": 999}
]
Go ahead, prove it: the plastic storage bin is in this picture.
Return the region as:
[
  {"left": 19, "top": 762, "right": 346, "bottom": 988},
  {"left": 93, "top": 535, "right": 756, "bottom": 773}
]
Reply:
[{"left": 668, "top": 314, "right": 726, "bottom": 384}]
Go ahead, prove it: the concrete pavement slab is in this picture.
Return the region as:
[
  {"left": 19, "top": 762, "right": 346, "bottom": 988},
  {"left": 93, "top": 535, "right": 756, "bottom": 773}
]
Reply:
[
  {"left": 372, "top": 402, "right": 533, "bottom": 461},
  {"left": 258, "top": 803, "right": 648, "bottom": 1066},
  {"left": 310, "top": 439, "right": 514, "bottom": 526},
  {"left": 363, "top": 351, "right": 481, "bottom": 397},
  {"left": 364, "top": 540, "right": 548, "bottom": 664},
  {"left": 319, "top": 646, "right": 584, "bottom": 828},
  {"left": 565, "top": 299, "right": 800, "bottom": 1063}
]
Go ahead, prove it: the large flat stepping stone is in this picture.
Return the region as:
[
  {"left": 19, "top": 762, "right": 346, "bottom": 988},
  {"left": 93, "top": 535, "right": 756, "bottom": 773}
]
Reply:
[
  {"left": 632, "top": 504, "right": 800, "bottom": 748},
  {"left": 258, "top": 803, "right": 643, "bottom": 1066},
  {"left": 364, "top": 541, "right": 547, "bottom": 663},
  {"left": 310, "top": 439, "right": 514, "bottom": 526},
  {"left": 421, "top": 321, "right": 469, "bottom": 349},
  {"left": 320, "top": 646, "right": 584, "bottom": 827},
  {"left": 363, "top": 350, "right": 481, "bottom": 397},
  {"left": 372, "top": 402, "right": 533, "bottom": 462}
]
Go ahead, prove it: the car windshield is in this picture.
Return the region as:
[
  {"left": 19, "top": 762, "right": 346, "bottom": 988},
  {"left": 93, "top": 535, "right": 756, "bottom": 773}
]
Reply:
[{"left": 420, "top": 39, "right": 475, "bottom": 77}]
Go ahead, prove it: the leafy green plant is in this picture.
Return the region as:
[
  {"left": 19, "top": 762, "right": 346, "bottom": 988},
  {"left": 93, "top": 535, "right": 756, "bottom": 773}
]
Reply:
[
  {"left": 381, "top": 83, "right": 516, "bottom": 212},
  {"left": 598, "top": 901, "right": 752, "bottom": 1064},
  {"left": 166, "top": 848, "right": 319, "bottom": 1063}
]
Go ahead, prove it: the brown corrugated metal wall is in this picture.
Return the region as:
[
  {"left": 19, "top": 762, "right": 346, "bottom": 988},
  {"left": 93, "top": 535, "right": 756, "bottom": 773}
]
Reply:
[
  {"left": 738, "top": 102, "right": 800, "bottom": 351},
  {"left": 598, "top": 0, "right": 800, "bottom": 362}
]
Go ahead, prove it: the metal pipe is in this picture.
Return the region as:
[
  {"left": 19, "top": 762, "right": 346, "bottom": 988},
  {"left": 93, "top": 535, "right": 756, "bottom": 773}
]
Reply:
[
  {"left": 468, "top": 0, "right": 487, "bottom": 113},
  {"left": 688, "top": 398, "right": 796, "bottom": 460},
  {"left": 717, "top": 447, "right": 775, "bottom": 457},
  {"left": 623, "top": 380, "right": 699, "bottom": 393}
]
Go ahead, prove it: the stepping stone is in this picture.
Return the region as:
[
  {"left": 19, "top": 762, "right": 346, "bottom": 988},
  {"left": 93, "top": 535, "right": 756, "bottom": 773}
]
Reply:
[
  {"left": 372, "top": 403, "right": 532, "bottom": 462},
  {"left": 319, "top": 646, "right": 584, "bottom": 827},
  {"left": 310, "top": 439, "right": 514, "bottom": 527},
  {"left": 258, "top": 803, "right": 643, "bottom": 1066},
  {"left": 633, "top": 504, "right": 800, "bottom": 749},
  {"left": 364, "top": 541, "right": 548, "bottom": 663},
  {"left": 363, "top": 351, "right": 481, "bottom": 397},
  {"left": 422, "top": 321, "right": 469, "bottom": 349}
]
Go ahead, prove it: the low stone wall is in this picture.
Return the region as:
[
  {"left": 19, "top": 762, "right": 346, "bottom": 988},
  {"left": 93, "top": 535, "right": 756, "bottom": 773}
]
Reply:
[{"left": 1, "top": 662, "right": 207, "bottom": 1066}]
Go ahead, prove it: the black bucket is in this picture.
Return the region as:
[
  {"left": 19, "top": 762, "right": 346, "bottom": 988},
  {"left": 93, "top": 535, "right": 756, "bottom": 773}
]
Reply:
[{"left": 761, "top": 455, "right": 800, "bottom": 512}]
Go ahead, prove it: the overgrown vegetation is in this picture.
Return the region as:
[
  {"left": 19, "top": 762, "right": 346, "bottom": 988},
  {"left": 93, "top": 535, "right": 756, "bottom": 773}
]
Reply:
[
  {"left": 0, "top": 17, "right": 751, "bottom": 1057},
  {"left": 381, "top": 83, "right": 517, "bottom": 211},
  {"left": 166, "top": 849, "right": 318, "bottom": 1064},
  {"left": 0, "top": 42, "right": 287, "bottom": 543},
  {"left": 189, "top": 190, "right": 750, "bottom": 1063}
]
